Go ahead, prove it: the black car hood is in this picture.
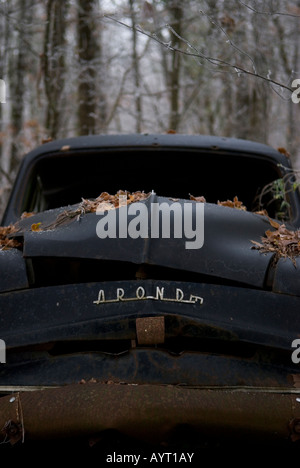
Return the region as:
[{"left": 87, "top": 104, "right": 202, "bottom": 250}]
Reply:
[{"left": 16, "top": 194, "right": 275, "bottom": 289}]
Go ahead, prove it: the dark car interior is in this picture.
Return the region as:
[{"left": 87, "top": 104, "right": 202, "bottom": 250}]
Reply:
[{"left": 21, "top": 148, "right": 289, "bottom": 220}]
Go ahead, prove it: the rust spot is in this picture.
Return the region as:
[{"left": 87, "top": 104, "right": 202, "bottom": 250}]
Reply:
[
  {"left": 0, "top": 383, "right": 296, "bottom": 443},
  {"left": 291, "top": 374, "right": 300, "bottom": 388},
  {"left": 136, "top": 316, "right": 165, "bottom": 345}
]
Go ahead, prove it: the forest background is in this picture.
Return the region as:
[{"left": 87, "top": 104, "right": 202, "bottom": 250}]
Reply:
[{"left": 0, "top": 0, "right": 300, "bottom": 216}]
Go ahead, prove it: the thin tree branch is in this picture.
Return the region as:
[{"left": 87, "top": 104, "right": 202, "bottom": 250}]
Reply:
[
  {"left": 105, "top": 65, "right": 132, "bottom": 126},
  {"left": 197, "top": 9, "right": 257, "bottom": 74},
  {"left": 104, "top": 15, "right": 293, "bottom": 93},
  {"left": 238, "top": 1, "right": 300, "bottom": 18},
  {"left": 0, "top": 166, "right": 13, "bottom": 185}
]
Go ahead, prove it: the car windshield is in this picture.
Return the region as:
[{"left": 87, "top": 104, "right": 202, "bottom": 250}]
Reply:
[{"left": 22, "top": 148, "right": 289, "bottom": 220}]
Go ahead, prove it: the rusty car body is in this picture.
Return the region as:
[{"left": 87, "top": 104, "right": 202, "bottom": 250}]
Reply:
[{"left": 1, "top": 133, "right": 300, "bottom": 450}]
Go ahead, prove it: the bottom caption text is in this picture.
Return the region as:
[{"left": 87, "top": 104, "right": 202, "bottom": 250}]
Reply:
[{"left": 105, "top": 452, "right": 195, "bottom": 464}]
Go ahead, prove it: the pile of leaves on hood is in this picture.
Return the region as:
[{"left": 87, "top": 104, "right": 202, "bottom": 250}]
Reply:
[
  {"left": 191, "top": 194, "right": 269, "bottom": 216},
  {"left": 0, "top": 191, "right": 151, "bottom": 247},
  {"left": 251, "top": 217, "right": 300, "bottom": 264},
  {"left": 81, "top": 190, "right": 151, "bottom": 212},
  {"left": 190, "top": 194, "right": 247, "bottom": 209},
  {"left": 3, "top": 190, "right": 297, "bottom": 261},
  {"left": 42, "top": 190, "right": 151, "bottom": 230}
]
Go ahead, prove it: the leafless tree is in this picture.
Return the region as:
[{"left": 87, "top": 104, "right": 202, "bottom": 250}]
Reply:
[
  {"left": 43, "top": 0, "right": 68, "bottom": 139},
  {"left": 77, "top": 0, "right": 98, "bottom": 135},
  {"left": 0, "top": 0, "right": 300, "bottom": 220}
]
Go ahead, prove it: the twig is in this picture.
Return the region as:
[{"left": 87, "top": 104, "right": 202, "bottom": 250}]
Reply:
[{"left": 104, "top": 15, "right": 293, "bottom": 93}]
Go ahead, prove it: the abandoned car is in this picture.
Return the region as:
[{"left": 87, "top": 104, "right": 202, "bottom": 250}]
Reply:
[{"left": 0, "top": 133, "right": 300, "bottom": 449}]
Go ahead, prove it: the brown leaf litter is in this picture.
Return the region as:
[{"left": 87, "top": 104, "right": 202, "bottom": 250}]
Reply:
[
  {"left": 251, "top": 217, "right": 300, "bottom": 265},
  {"left": 191, "top": 194, "right": 248, "bottom": 211},
  {"left": 45, "top": 190, "right": 151, "bottom": 230},
  {"left": 0, "top": 191, "right": 151, "bottom": 249},
  {"left": 0, "top": 225, "right": 22, "bottom": 250},
  {"left": 2, "top": 190, "right": 300, "bottom": 268},
  {"left": 217, "top": 195, "right": 247, "bottom": 210},
  {"left": 189, "top": 194, "right": 206, "bottom": 203}
]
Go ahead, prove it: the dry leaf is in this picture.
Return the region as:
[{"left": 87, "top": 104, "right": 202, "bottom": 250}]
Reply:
[
  {"left": 21, "top": 211, "right": 36, "bottom": 219},
  {"left": 0, "top": 225, "right": 22, "bottom": 249},
  {"left": 251, "top": 218, "right": 300, "bottom": 265},
  {"left": 31, "top": 222, "right": 42, "bottom": 232},
  {"left": 218, "top": 196, "right": 247, "bottom": 210},
  {"left": 41, "top": 137, "right": 53, "bottom": 144},
  {"left": 44, "top": 191, "right": 151, "bottom": 229},
  {"left": 267, "top": 217, "right": 280, "bottom": 229},
  {"left": 254, "top": 209, "right": 269, "bottom": 217},
  {"left": 95, "top": 201, "right": 114, "bottom": 212},
  {"left": 277, "top": 147, "right": 290, "bottom": 158},
  {"left": 189, "top": 194, "right": 206, "bottom": 203}
]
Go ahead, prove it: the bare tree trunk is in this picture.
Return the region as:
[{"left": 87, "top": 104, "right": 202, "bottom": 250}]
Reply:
[
  {"left": 97, "top": 7, "right": 107, "bottom": 133},
  {"left": 129, "top": 0, "right": 142, "bottom": 133},
  {"left": 77, "top": 0, "right": 97, "bottom": 136},
  {"left": 248, "top": 11, "right": 269, "bottom": 142},
  {"left": 168, "top": 2, "right": 182, "bottom": 131},
  {"left": 156, "top": 1, "right": 183, "bottom": 132},
  {"left": 43, "top": 0, "right": 68, "bottom": 139},
  {"left": 0, "top": 0, "right": 11, "bottom": 218},
  {"left": 288, "top": 43, "right": 300, "bottom": 165},
  {"left": 9, "top": 0, "right": 28, "bottom": 173},
  {"left": 0, "top": 0, "right": 9, "bottom": 164}
]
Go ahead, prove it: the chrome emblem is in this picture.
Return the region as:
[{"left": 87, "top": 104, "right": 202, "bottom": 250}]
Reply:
[{"left": 93, "top": 285, "right": 203, "bottom": 306}]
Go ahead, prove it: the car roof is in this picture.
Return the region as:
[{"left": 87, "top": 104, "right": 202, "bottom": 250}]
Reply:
[{"left": 20, "top": 133, "right": 290, "bottom": 167}]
